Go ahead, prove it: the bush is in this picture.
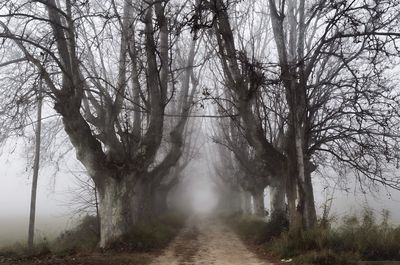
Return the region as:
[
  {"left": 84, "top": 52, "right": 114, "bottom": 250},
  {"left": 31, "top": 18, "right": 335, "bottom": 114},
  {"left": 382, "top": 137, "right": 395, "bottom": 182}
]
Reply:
[
  {"left": 108, "top": 212, "right": 186, "bottom": 252},
  {"left": 52, "top": 215, "right": 100, "bottom": 255},
  {"left": 269, "top": 208, "right": 400, "bottom": 263},
  {"left": 295, "top": 250, "right": 360, "bottom": 265},
  {"left": 228, "top": 208, "right": 400, "bottom": 263},
  {"left": 0, "top": 212, "right": 186, "bottom": 260},
  {"left": 0, "top": 216, "right": 97, "bottom": 258},
  {"left": 0, "top": 238, "right": 51, "bottom": 258},
  {"left": 228, "top": 215, "right": 289, "bottom": 244},
  {"left": 269, "top": 229, "right": 360, "bottom": 263},
  {"left": 158, "top": 212, "right": 186, "bottom": 230},
  {"left": 336, "top": 209, "right": 400, "bottom": 261}
]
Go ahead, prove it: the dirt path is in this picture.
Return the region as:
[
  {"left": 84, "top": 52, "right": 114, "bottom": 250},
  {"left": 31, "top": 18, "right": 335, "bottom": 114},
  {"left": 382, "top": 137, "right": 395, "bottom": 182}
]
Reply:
[
  {"left": 1, "top": 217, "right": 274, "bottom": 265},
  {"left": 151, "top": 216, "right": 273, "bottom": 265}
]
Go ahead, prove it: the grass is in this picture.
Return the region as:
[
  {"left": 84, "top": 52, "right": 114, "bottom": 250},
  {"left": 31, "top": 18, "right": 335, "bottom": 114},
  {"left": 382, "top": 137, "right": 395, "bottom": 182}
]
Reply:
[
  {"left": 51, "top": 215, "right": 100, "bottom": 256},
  {"left": 0, "top": 212, "right": 186, "bottom": 260},
  {"left": 228, "top": 209, "right": 400, "bottom": 265},
  {"left": 0, "top": 215, "right": 99, "bottom": 259},
  {"left": 226, "top": 213, "right": 288, "bottom": 244},
  {"left": 108, "top": 212, "right": 186, "bottom": 252},
  {"left": 0, "top": 238, "right": 51, "bottom": 258}
]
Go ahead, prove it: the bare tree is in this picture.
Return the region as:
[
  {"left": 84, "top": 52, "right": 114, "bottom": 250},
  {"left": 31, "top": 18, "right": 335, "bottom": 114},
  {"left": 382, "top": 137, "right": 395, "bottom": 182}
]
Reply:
[
  {"left": 267, "top": 0, "right": 400, "bottom": 229},
  {"left": 207, "top": 0, "right": 400, "bottom": 231},
  {"left": 0, "top": 0, "right": 201, "bottom": 247}
]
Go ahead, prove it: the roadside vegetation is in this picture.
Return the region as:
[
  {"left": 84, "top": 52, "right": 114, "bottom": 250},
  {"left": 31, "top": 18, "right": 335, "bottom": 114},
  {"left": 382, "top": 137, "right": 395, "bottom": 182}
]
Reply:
[
  {"left": 0, "top": 213, "right": 186, "bottom": 264},
  {"left": 227, "top": 209, "right": 400, "bottom": 265}
]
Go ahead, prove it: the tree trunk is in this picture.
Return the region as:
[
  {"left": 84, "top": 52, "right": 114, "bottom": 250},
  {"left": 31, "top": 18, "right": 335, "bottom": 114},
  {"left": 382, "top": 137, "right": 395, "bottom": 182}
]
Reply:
[
  {"left": 270, "top": 178, "right": 286, "bottom": 221},
  {"left": 217, "top": 187, "right": 240, "bottom": 215},
  {"left": 231, "top": 188, "right": 241, "bottom": 213},
  {"left": 240, "top": 189, "right": 251, "bottom": 214},
  {"left": 252, "top": 189, "right": 265, "bottom": 217},
  {"left": 294, "top": 125, "right": 311, "bottom": 229},
  {"left": 286, "top": 148, "right": 303, "bottom": 231},
  {"left": 152, "top": 187, "right": 169, "bottom": 217},
  {"left": 304, "top": 168, "right": 317, "bottom": 228},
  {"left": 28, "top": 82, "right": 43, "bottom": 250},
  {"left": 97, "top": 176, "right": 151, "bottom": 248}
]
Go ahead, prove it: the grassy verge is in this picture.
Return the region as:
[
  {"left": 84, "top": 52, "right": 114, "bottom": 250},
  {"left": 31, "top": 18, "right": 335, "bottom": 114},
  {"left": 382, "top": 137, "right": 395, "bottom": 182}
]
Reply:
[
  {"left": 0, "top": 212, "right": 186, "bottom": 263},
  {"left": 227, "top": 209, "right": 400, "bottom": 265},
  {"left": 107, "top": 212, "right": 186, "bottom": 252}
]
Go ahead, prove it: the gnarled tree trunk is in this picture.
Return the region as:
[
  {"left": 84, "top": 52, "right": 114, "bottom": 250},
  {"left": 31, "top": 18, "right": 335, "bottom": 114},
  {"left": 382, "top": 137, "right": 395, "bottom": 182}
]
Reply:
[{"left": 97, "top": 176, "right": 151, "bottom": 248}]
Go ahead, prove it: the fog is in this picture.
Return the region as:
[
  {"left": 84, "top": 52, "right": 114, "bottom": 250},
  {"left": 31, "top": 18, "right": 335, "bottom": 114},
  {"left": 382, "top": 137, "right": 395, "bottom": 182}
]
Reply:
[
  {"left": 0, "top": 141, "right": 80, "bottom": 247},
  {"left": 1, "top": 122, "right": 400, "bottom": 248}
]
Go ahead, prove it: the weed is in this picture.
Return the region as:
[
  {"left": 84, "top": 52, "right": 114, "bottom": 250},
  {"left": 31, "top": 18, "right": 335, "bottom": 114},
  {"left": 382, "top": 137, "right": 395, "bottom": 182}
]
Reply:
[
  {"left": 228, "top": 215, "right": 288, "bottom": 244},
  {"left": 228, "top": 208, "right": 400, "bottom": 264},
  {"left": 107, "top": 212, "right": 186, "bottom": 252},
  {"left": 0, "top": 237, "right": 51, "bottom": 258},
  {"left": 295, "top": 250, "right": 360, "bottom": 265},
  {"left": 51, "top": 214, "right": 99, "bottom": 255}
]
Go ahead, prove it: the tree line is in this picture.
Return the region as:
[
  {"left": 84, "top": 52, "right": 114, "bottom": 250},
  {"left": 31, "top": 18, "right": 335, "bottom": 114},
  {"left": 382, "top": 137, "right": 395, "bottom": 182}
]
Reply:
[{"left": 1, "top": 0, "right": 400, "bottom": 247}]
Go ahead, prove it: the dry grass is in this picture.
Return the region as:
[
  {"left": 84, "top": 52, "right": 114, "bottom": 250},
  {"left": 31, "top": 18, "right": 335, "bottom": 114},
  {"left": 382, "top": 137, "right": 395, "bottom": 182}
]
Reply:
[{"left": 228, "top": 209, "right": 400, "bottom": 265}]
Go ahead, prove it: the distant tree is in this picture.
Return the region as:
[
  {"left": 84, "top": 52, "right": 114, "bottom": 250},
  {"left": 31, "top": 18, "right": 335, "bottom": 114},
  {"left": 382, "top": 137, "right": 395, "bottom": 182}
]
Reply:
[
  {"left": 152, "top": 113, "right": 203, "bottom": 215},
  {"left": 211, "top": 94, "right": 286, "bottom": 217}
]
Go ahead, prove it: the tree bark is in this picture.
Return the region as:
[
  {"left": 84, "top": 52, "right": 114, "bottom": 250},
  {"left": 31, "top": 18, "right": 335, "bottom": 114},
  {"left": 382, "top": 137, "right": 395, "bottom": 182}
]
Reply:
[
  {"left": 270, "top": 178, "right": 286, "bottom": 221},
  {"left": 304, "top": 168, "right": 317, "bottom": 228},
  {"left": 97, "top": 176, "right": 151, "bottom": 248},
  {"left": 285, "top": 138, "right": 303, "bottom": 231}
]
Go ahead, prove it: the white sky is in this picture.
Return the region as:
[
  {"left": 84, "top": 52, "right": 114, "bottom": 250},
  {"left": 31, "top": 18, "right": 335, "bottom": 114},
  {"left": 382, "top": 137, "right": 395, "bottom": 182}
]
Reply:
[{"left": 0, "top": 140, "right": 79, "bottom": 247}]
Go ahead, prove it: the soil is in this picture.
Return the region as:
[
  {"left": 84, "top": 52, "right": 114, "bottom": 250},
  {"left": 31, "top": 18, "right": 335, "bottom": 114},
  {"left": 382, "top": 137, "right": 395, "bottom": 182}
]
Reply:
[{"left": 0, "top": 216, "right": 278, "bottom": 265}]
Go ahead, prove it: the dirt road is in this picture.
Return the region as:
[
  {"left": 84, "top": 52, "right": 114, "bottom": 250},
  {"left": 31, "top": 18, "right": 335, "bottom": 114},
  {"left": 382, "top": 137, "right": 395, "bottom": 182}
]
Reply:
[
  {"left": 0, "top": 216, "right": 274, "bottom": 265},
  {"left": 151, "top": 216, "right": 273, "bottom": 265}
]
